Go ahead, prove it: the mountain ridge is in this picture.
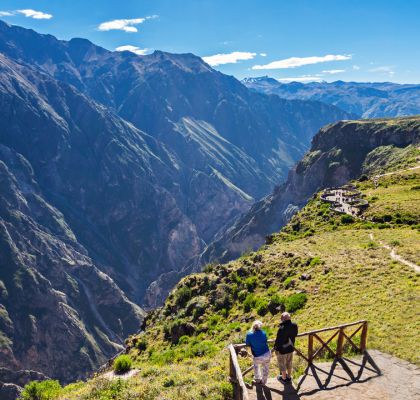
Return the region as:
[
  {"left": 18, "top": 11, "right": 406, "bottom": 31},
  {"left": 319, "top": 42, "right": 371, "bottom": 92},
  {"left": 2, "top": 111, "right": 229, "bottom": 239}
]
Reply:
[{"left": 243, "top": 76, "right": 420, "bottom": 118}]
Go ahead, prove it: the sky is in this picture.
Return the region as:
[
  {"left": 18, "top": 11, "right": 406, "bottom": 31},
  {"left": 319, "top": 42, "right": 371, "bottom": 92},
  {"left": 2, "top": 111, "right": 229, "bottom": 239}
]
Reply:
[{"left": 0, "top": 0, "right": 419, "bottom": 83}]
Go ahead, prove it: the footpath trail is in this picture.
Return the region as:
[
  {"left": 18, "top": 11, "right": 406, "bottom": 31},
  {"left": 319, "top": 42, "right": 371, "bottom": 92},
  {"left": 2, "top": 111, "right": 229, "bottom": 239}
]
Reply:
[
  {"left": 247, "top": 350, "right": 420, "bottom": 400},
  {"left": 373, "top": 164, "right": 420, "bottom": 178},
  {"left": 369, "top": 233, "right": 420, "bottom": 273}
]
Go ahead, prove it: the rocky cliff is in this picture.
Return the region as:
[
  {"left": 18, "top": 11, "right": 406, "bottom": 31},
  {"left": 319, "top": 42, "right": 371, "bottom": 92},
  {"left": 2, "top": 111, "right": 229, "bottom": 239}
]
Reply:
[{"left": 200, "top": 116, "right": 420, "bottom": 264}]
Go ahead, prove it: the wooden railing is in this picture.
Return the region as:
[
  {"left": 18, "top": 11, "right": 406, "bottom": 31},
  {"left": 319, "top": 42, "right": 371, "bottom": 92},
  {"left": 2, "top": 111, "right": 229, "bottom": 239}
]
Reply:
[{"left": 228, "top": 320, "right": 381, "bottom": 398}]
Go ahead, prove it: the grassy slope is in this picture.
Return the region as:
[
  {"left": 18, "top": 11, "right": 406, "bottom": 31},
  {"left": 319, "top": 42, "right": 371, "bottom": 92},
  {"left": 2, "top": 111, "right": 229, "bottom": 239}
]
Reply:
[{"left": 55, "top": 153, "right": 419, "bottom": 400}]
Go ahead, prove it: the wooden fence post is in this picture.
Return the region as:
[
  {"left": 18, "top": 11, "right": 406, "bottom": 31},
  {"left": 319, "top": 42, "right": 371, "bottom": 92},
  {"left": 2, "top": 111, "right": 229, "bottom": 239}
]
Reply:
[
  {"left": 308, "top": 333, "right": 314, "bottom": 363},
  {"left": 229, "top": 350, "right": 238, "bottom": 400},
  {"left": 360, "top": 321, "right": 368, "bottom": 352},
  {"left": 336, "top": 328, "right": 344, "bottom": 358}
]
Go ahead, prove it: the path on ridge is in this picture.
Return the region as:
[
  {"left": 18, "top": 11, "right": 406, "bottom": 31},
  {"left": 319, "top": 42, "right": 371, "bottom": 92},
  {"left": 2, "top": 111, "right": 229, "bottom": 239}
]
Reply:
[
  {"left": 247, "top": 350, "right": 420, "bottom": 400},
  {"left": 369, "top": 233, "right": 420, "bottom": 273}
]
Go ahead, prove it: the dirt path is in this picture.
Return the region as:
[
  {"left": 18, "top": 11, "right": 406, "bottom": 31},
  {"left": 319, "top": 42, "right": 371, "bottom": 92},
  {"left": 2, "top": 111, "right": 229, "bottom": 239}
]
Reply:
[
  {"left": 369, "top": 233, "right": 420, "bottom": 273},
  {"left": 247, "top": 350, "right": 420, "bottom": 400},
  {"left": 374, "top": 164, "right": 420, "bottom": 179}
]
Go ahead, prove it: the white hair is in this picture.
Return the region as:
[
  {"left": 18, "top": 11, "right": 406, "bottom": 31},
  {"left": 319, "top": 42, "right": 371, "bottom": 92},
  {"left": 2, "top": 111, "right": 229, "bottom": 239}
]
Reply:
[
  {"left": 251, "top": 320, "right": 263, "bottom": 332},
  {"left": 281, "top": 312, "right": 291, "bottom": 321}
]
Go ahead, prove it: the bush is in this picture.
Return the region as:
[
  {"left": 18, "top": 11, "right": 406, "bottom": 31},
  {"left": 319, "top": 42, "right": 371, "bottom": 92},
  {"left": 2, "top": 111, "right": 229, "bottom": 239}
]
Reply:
[
  {"left": 341, "top": 214, "right": 354, "bottom": 224},
  {"left": 175, "top": 286, "right": 192, "bottom": 308},
  {"left": 219, "top": 381, "right": 234, "bottom": 399},
  {"left": 21, "top": 380, "right": 62, "bottom": 400},
  {"left": 84, "top": 378, "right": 129, "bottom": 399},
  {"left": 113, "top": 354, "right": 132, "bottom": 374},
  {"left": 309, "top": 256, "right": 322, "bottom": 267},
  {"left": 245, "top": 276, "right": 258, "bottom": 291},
  {"left": 255, "top": 298, "right": 269, "bottom": 316},
  {"left": 268, "top": 294, "right": 286, "bottom": 314},
  {"left": 382, "top": 214, "right": 393, "bottom": 222},
  {"left": 285, "top": 293, "right": 307, "bottom": 313},
  {"left": 238, "top": 289, "right": 248, "bottom": 302},
  {"left": 243, "top": 293, "right": 257, "bottom": 312},
  {"left": 163, "top": 378, "right": 175, "bottom": 387},
  {"left": 378, "top": 223, "right": 391, "bottom": 229},
  {"left": 134, "top": 337, "right": 147, "bottom": 352}
]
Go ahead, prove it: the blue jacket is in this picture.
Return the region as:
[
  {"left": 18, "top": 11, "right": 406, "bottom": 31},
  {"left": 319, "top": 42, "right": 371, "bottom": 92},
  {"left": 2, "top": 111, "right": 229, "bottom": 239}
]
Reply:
[{"left": 246, "top": 329, "right": 270, "bottom": 357}]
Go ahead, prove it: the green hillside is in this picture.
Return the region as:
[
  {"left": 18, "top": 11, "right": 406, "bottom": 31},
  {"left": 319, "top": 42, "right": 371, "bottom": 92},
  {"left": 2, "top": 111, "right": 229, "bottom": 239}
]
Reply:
[{"left": 23, "top": 139, "right": 420, "bottom": 400}]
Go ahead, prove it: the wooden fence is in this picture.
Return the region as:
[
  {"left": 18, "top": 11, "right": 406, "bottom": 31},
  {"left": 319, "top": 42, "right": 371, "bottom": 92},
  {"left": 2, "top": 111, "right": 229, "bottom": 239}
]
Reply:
[{"left": 228, "top": 320, "right": 381, "bottom": 399}]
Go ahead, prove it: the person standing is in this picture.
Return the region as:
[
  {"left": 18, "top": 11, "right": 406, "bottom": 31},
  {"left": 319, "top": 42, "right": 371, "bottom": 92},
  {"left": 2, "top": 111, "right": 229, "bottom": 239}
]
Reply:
[
  {"left": 274, "top": 312, "right": 298, "bottom": 384},
  {"left": 245, "top": 320, "right": 271, "bottom": 385}
]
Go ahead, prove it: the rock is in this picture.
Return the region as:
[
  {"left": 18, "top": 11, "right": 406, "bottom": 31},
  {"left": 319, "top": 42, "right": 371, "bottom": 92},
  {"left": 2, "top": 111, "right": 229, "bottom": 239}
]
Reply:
[
  {"left": 285, "top": 279, "right": 296, "bottom": 289},
  {"left": 300, "top": 273, "right": 312, "bottom": 281},
  {"left": 253, "top": 254, "right": 263, "bottom": 263},
  {"left": 170, "top": 322, "right": 196, "bottom": 344},
  {"left": 0, "top": 382, "right": 22, "bottom": 400}
]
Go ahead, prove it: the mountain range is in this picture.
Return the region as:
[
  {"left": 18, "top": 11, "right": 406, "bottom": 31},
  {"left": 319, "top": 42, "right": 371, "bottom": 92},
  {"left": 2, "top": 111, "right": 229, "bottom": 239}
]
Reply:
[
  {"left": 0, "top": 20, "right": 352, "bottom": 385},
  {"left": 243, "top": 77, "right": 420, "bottom": 118}
]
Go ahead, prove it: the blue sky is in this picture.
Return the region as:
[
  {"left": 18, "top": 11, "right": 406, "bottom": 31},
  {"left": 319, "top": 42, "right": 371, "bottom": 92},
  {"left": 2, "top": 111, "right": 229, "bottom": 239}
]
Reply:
[{"left": 0, "top": 0, "right": 419, "bottom": 83}]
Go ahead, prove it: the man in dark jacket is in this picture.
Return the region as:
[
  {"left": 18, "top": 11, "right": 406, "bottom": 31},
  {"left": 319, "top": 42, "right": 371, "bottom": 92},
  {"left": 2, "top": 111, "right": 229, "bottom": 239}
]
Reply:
[{"left": 274, "top": 312, "right": 298, "bottom": 383}]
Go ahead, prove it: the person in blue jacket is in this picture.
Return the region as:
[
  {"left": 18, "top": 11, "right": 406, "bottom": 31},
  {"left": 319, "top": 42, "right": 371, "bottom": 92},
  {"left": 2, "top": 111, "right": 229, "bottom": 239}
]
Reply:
[{"left": 245, "top": 320, "right": 271, "bottom": 385}]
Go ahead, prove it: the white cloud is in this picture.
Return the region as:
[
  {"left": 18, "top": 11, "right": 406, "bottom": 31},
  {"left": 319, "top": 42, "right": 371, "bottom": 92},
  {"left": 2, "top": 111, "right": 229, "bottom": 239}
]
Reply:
[
  {"left": 260, "top": 53, "right": 267, "bottom": 57},
  {"left": 276, "top": 76, "right": 324, "bottom": 83},
  {"left": 353, "top": 65, "right": 361, "bottom": 70},
  {"left": 17, "top": 9, "right": 52, "bottom": 19},
  {"left": 0, "top": 11, "right": 14, "bottom": 17},
  {"left": 252, "top": 54, "right": 352, "bottom": 70},
  {"left": 368, "top": 65, "right": 395, "bottom": 76},
  {"left": 98, "top": 15, "right": 157, "bottom": 33},
  {"left": 115, "top": 45, "right": 150, "bottom": 55},
  {"left": 322, "top": 69, "right": 345, "bottom": 74},
  {"left": 202, "top": 51, "right": 257, "bottom": 66}
]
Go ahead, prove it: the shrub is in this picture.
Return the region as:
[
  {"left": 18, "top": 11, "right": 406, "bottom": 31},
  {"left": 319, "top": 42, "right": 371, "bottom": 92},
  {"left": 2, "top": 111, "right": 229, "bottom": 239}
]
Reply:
[
  {"left": 134, "top": 337, "right": 147, "bottom": 352},
  {"left": 341, "top": 214, "right": 354, "bottom": 224},
  {"left": 245, "top": 276, "right": 258, "bottom": 291},
  {"left": 268, "top": 294, "right": 286, "bottom": 314},
  {"left": 285, "top": 293, "right": 307, "bottom": 313},
  {"left": 219, "top": 381, "right": 234, "bottom": 399},
  {"left": 203, "top": 263, "right": 215, "bottom": 273},
  {"left": 382, "top": 214, "right": 393, "bottom": 222},
  {"left": 175, "top": 286, "right": 192, "bottom": 308},
  {"left": 283, "top": 276, "right": 296, "bottom": 289},
  {"left": 214, "top": 291, "right": 232, "bottom": 311},
  {"left": 21, "top": 380, "right": 62, "bottom": 400},
  {"left": 85, "top": 378, "right": 129, "bottom": 399},
  {"left": 378, "top": 223, "right": 391, "bottom": 229},
  {"left": 243, "top": 293, "right": 257, "bottom": 312},
  {"left": 359, "top": 174, "right": 369, "bottom": 182},
  {"left": 309, "top": 256, "right": 323, "bottom": 267},
  {"left": 255, "top": 298, "right": 269, "bottom": 316},
  {"left": 238, "top": 289, "right": 248, "bottom": 302},
  {"left": 113, "top": 354, "right": 132, "bottom": 374},
  {"left": 163, "top": 378, "right": 175, "bottom": 387}
]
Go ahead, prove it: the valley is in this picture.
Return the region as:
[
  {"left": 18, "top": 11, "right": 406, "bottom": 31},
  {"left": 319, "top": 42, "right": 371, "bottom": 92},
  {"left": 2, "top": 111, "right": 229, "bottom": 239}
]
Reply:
[{"left": 24, "top": 116, "right": 419, "bottom": 400}]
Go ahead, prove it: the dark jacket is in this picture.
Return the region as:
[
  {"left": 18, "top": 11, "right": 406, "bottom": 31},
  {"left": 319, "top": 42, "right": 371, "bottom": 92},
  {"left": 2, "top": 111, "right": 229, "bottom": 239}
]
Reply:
[{"left": 274, "top": 320, "right": 298, "bottom": 354}]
